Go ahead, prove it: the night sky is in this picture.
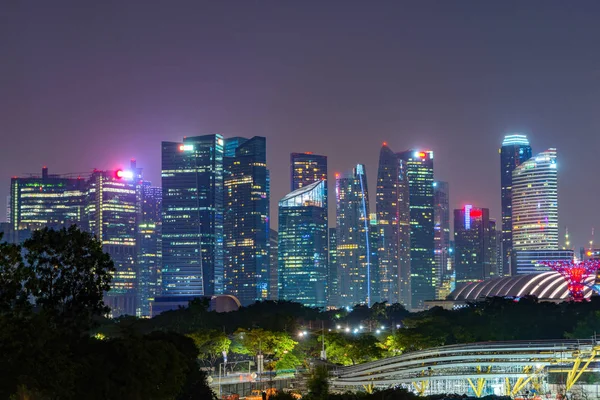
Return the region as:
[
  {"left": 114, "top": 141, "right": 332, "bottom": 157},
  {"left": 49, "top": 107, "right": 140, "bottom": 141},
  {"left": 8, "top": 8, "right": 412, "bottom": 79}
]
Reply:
[{"left": 2, "top": 1, "right": 600, "bottom": 248}]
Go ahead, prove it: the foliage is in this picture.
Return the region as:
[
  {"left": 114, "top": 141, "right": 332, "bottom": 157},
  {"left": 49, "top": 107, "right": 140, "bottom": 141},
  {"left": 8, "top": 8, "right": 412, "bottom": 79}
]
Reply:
[
  {"left": 306, "top": 365, "right": 329, "bottom": 400},
  {"left": 325, "top": 332, "right": 383, "bottom": 366},
  {"left": 232, "top": 328, "right": 297, "bottom": 359},
  {"left": 275, "top": 351, "right": 302, "bottom": 370},
  {"left": 187, "top": 329, "right": 231, "bottom": 367}
]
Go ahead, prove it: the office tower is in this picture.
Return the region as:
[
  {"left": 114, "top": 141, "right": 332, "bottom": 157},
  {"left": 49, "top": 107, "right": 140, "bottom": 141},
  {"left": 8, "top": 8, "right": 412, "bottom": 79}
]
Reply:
[
  {"left": 6, "top": 195, "right": 10, "bottom": 224},
  {"left": 512, "top": 149, "right": 558, "bottom": 251},
  {"left": 397, "top": 150, "right": 435, "bottom": 310},
  {"left": 489, "top": 219, "right": 499, "bottom": 278},
  {"left": 500, "top": 134, "right": 532, "bottom": 276},
  {"left": 376, "top": 144, "right": 410, "bottom": 307},
  {"left": 269, "top": 229, "right": 278, "bottom": 300},
  {"left": 433, "top": 181, "right": 450, "bottom": 298},
  {"left": 336, "top": 164, "right": 373, "bottom": 307},
  {"left": 328, "top": 227, "right": 338, "bottom": 306},
  {"left": 453, "top": 205, "right": 494, "bottom": 284},
  {"left": 368, "top": 213, "right": 380, "bottom": 304},
  {"left": 85, "top": 165, "right": 140, "bottom": 317},
  {"left": 290, "top": 152, "right": 328, "bottom": 192},
  {"left": 223, "top": 136, "right": 269, "bottom": 306},
  {"left": 137, "top": 184, "right": 162, "bottom": 318},
  {"left": 278, "top": 180, "right": 328, "bottom": 308},
  {"left": 161, "top": 135, "right": 224, "bottom": 303},
  {"left": 10, "top": 166, "right": 86, "bottom": 241}
]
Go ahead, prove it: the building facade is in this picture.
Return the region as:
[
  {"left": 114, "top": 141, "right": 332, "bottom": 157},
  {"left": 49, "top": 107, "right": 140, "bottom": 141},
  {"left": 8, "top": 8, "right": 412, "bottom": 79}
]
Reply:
[
  {"left": 328, "top": 227, "right": 338, "bottom": 306},
  {"left": 223, "top": 136, "right": 270, "bottom": 306},
  {"left": 433, "top": 181, "right": 451, "bottom": 299},
  {"left": 278, "top": 180, "right": 328, "bottom": 308},
  {"left": 397, "top": 150, "right": 435, "bottom": 310},
  {"left": 500, "top": 134, "right": 532, "bottom": 276},
  {"left": 161, "top": 135, "right": 224, "bottom": 302},
  {"left": 335, "top": 164, "right": 373, "bottom": 307},
  {"left": 453, "top": 205, "right": 495, "bottom": 284},
  {"left": 512, "top": 148, "right": 558, "bottom": 252},
  {"left": 269, "top": 229, "right": 279, "bottom": 300}
]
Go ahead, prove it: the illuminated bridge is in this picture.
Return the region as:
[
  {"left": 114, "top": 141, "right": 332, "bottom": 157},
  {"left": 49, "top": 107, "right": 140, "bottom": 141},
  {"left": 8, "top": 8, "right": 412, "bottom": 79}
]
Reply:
[{"left": 332, "top": 340, "right": 600, "bottom": 397}]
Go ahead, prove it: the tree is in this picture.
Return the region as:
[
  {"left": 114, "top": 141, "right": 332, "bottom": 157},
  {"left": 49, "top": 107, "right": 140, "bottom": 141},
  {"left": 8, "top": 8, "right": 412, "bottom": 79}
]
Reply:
[
  {"left": 232, "top": 328, "right": 297, "bottom": 359},
  {"left": 22, "top": 226, "right": 115, "bottom": 332},
  {"left": 325, "top": 333, "right": 383, "bottom": 366},
  {"left": 187, "top": 329, "right": 231, "bottom": 367},
  {"left": 306, "top": 365, "right": 329, "bottom": 400}
]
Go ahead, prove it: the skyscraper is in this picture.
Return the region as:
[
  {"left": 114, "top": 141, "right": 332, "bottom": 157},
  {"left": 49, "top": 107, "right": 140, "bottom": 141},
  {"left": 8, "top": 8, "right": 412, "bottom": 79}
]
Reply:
[
  {"left": 278, "top": 180, "right": 328, "bottom": 308},
  {"left": 161, "top": 135, "right": 224, "bottom": 302},
  {"left": 335, "top": 164, "right": 373, "bottom": 307},
  {"left": 397, "top": 150, "right": 435, "bottom": 310},
  {"left": 375, "top": 144, "right": 410, "bottom": 308},
  {"left": 137, "top": 184, "right": 162, "bottom": 318},
  {"left": 290, "top": 152, "right": 328, "bottom": 192},
  {"left": 328, "top": 227, "right": 338, "bottom": 306},
  {"left": 223, "top": 136, "right": 269, "bottom": 306},
  {"left": 269, "top": 229, "right": 278, "bottom": 300},
  {"left": 512, "top": 148, "right": 558, "bottom": 251},
  {"left": 500, "top": 134, "right": 532, "bottom": 276},
  {"left": 85, "top": 166, "right": 140, "bottom": 317},
  {"left": 10, "top": 166, "right": 86, "bottom": 242},
  {"left": 433, "top": 181, "right": 450, "bottom": 298},
  {"left": 453, "top": 205, "right": 494, "bottom": 284}
]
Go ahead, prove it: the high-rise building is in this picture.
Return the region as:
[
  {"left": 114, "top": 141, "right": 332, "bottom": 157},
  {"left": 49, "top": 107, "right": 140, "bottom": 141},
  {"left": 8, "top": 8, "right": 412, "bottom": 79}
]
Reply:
[
  {"left": 85, "top": 165, "right": 140, "bottom": 317},
  {"left": 453, "top": 205, "right": 495, "bottom": 284},
  {"left": 278, "top": 180, "right": 328, "bottom": 308},
  {"left": 375, "top": 144, "right": 411, "bottom": 307},
  {"left": 328, "top": 227, "right": 338, "bottom": 306},
  {"left": 500, "top": 134, "right": 532, "bottom": 276},
  {"left": 269, "top": 229, "right": 278, "bottom": 300},
  {"left": 223, "top": 136, "right": 270, "bottom": 306},
  {"left": 161, "top": 135, "right": 224, "bottom": 303},
  {"left": 433, "top": 181, "right": 450, "bottom": 299},
  {"left": 137, "top": 184, "right": 162, "bottom": 318},
  {"left": 368, "top": 213, "right": 380, "bottom": 304},
  {"left": 397, "top": 150, "right": 435, "bottom": 310},
  {"left": 290, "top": 152, "right": 328, "bottom": 192},
  {"left": 335, "top": 164, "right": 373, "bottom": 307},
  {"left": 10, "top": 166, "right": 86, "bottom": 241},
  {"left": 512, "top": 148, "right": 558, "bottom": 252}
]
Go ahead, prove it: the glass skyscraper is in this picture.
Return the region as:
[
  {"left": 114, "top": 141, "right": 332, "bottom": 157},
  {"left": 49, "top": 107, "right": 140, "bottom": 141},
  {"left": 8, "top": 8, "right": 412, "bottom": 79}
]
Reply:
[
  {"left": 10, "top": 166, "right": 86, "bottom": 242},
  {"left": 328, "top": 227, "right": 338, "bottom": 306},
  {"left": 512, "top": 148, "right": 558, "bottom": 251},
  {"left": 453, "top": 205, "right": 495, "bottom": 285},
  {"left": 269, "top": 229, "right": 279, "bottom": 300},
  {"left": 376, "top": 144, "right": 411, "bottom": 308},
  {"left": 223, "top": 136, "right": 269, "bottom": 306},
  {"left": 433, "top": 181, "right": 450, "bottom": 298},
  {"left": 137, "top": 184, "right": 162, "bottom": 317},
  {"left": 85, "top": 167, "right": 140, "bottom": 317},
  {"left": 397, "top": 150, "right": 435, "bottom": 310},
  {"left": 278, "top": 180, "right": 328, "bottom": 308},
  {"left": 335, "top": 164, "right": 373, "bottom": 307},
  {"left": 161, "top": 135, "right": 224, "bottom": 301},
  {"left": 500, "top": 134, "right": 532, "bottom": 276}
]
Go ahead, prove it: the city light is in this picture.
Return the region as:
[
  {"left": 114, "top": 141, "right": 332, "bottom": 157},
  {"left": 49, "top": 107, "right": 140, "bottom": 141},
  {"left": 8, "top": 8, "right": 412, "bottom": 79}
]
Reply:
[
  {"left": 179, "top": 144, "right": 194, "bottom": 151},
  {"left": 115, "top": 169, "right": 134, "bottom": 180}
]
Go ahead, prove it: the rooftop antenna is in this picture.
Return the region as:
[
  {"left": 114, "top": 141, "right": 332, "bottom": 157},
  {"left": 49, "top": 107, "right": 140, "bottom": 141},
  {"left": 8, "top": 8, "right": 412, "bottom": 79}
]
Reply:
[{"left": 564, "top": 227, "right": 570, "bottom": 250}]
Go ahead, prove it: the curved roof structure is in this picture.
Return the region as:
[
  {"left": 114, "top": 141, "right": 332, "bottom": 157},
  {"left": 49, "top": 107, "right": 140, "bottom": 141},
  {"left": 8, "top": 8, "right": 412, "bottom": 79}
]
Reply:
[{"left": 449, "top": 272, "right": 594, "bottom": 301}]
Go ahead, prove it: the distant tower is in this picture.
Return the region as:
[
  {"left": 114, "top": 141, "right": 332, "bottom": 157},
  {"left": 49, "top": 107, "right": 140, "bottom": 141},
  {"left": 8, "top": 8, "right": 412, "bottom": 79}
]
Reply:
[
  {"left": 328, "top": 227, "right": 338, "bottom": 306},
  {"left": 434, "top": 181, "right": 450, "bottom": 299},
  {"left": 453, "top": 205, "right": 494, "bottom": 284},
  {"left": 397, "top": 150, "right": 435, "bottom": 310},
  {"left": 278, "top": 181, "right": 328, "bottom": 308},
  {"left": 336, "top": 164, "right": 373, "bottom": 307},
  {"left": 500, "top": 134, "right": 532, "bottom": 276}
]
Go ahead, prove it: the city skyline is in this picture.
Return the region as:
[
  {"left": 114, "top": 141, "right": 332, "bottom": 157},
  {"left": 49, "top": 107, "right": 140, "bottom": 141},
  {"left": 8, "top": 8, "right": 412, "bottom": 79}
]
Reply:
[{"left": 2, "top": 1, "right": 600, "bottom": 250}]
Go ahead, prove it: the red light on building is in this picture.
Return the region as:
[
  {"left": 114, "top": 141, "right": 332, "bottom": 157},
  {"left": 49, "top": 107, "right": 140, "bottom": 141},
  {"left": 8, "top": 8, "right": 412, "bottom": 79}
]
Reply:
[
  {"left": 115, "top": 169, "right": 125, "bottom": 179},
  {"left": 469, "top": 209, "right": 483, "bottom": 218},
  {"left": 383, "top": 142, "right": 388, "bottom": 146},
  {"left": 418, "top": 152, "right": 426, "bottom": 158}
]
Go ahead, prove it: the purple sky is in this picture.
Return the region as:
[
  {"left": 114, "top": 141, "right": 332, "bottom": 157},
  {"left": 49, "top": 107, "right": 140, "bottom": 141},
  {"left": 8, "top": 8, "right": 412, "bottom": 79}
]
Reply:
[{"left": 2, "top": 1, "right": 600, "bottom": 248}]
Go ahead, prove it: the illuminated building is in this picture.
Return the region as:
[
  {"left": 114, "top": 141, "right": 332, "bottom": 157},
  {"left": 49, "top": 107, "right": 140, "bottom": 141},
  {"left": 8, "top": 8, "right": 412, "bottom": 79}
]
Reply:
[
  {"left": 336, "top": 164, "right": 373, "bottom": 307},
  {"left": 223, "top": 136, "right": 269, "bottom": 306},
  {"left": 515, "top": 250, "right": 574, "bottom": 274},
  {"left": 433, "top": 181, "right": 450, "bottom": 298},
  {"left": 512, "top": 148, "right": 558, "bottom": 252},
  {"left": 397, "top": 150, "right": 435, "bottom": 310},
  {"left": 10, "top": 166, "right": 86, "bottom": 242},
  {"left": 85, "top": 163, "right": 140, "bottom": 317},
  {"left": 453, "top": 205, "right": 495, "bottom": 284},
  {"left": 161, "top": 135, "right": 224, "bottom": 303},
  {"left": 375, "top": 144, "right": 411, "bottom": 308},
  {"left": 540, "top": 260, "right": 600, "bottom": 302},
  {"left": 328, "top": 227, "right": 338, "bottom": 306},
  {"left": 290, "top": 152, "right": 328, "bottom": 191},
  {"left": 137, "top": 184, "right": 162, "bottom": 317},
  {"left": 500, "top": 134, "right": 532, "bottom": 276},
  {"left": 269, "top": 229, "right": 278, "bottom": 300},
  {"left": 278, "top": 180, "right": 327, "bottom": 308}
]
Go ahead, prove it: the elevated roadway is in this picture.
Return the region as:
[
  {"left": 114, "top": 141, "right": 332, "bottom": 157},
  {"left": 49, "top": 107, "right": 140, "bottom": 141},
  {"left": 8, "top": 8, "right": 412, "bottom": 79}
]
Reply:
[{"left": 332, "top": 340, "right": 600, "bottom": 397}]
